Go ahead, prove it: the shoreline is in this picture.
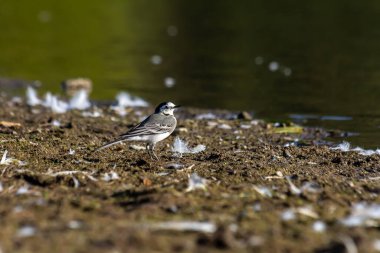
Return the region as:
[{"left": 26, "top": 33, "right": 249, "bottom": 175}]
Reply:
[{"left": 0, "top": 94, "right": 380, "bottom": 252}]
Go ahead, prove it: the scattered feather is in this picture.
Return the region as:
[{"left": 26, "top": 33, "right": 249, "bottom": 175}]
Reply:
[
  {"left": 296, "top": 206, "right": 318, "bottom": 218},
  {"left": 253, "top": 185, "right": 273, "bottom": 198},
  {"left": 68, "top": 149, "right": 75, "bottom": 155},
  {"left": 17, "top": 226, "right": 36, "bottom": 238},
  {"left": 111, "top": 106, "right": 128, "bottom": 116},
  {"left": 340, "top": 202, "right": 380, "bottom": 227},
  {"left": 48, "top": 170, "right": 98, "bottom": 182},
  {"left": 281, "top": 206, "right": 318, "bottom": 221},
  {"left": 285, "top": 176, "right": 302, "bottom": 195},
  {"left": 172, "top": 137, "right": 188, "bottom": 156},
  {"left": 171, "top": 137, "right": 206, "bottom": 157},
  {"left": 0, "top": 150, "right": 6, "bottom": 164},
  {"left": 284, "top": 138, "right": 300, "bottom": 147},
  {"left": 16, "top": 185, "right": 29, "bottom": 195},
  {"left": 286, "top": 177, "right": 322, "bottom": 195},
  {"left": 69, "top": 90, "right": 91, "bottom": 110},
  {"left": 331, "top": 141, "right": 380, "bottom": 156},
  {"left": 191, "top": 145, "right": 206, "bottom": 154},
  {"left": 148, "top": 221, "right": 216, "bottom": 233},
  {"left": 110, "top": 92, "right": 148, "bottom": 116},
  {"left": 26, "top": 86, "right": 41, "bottom": 106},
  {"left": 331, "top": 141, "right": 351, "bottom": 152},
  {"left": 72, "top": 176, "right": 80, "bottom": 188},
  {"left": 218, "top": 123, "right": 232, "bottom": 130},
  {"left": 115, "top": 92, "right": 148, "bottom": 107},
  {"left": 186, "top": 173, "right": 207, "bottom": 192},
  {"left": 51, "top": 120, "right": 61, "bottom": 127},
  {"left": 156, "top": 172, "right": 170, "bottom": 176},
  {"left": 11, "top": 96, "right": 23, "bottom": 104},
  {"left": 102, "top": 171, "right": 119, "bottom": 182},
  {"left": 68, "top": 220, "right": 82, "bottom": 229},
  {"left": 0, "top": 150, "right": 27, "bottom": 166},
  {"left": 312, "top": 221, "right": 326, "bottom": 233},
  {"left": 40, "top": 92, "right": 69, "bottom": 113},
  {"left": 50, "top": 95, "right": 69, "bottom": 114},
  {"left": 25, "top": 87, "right": 95, "bottom": 114},
  {"left": 207, "top": 121, "right": 218, "bottom": 128},
  {"left": 281, "top": 209, "right": 296, "bottom": 221}
]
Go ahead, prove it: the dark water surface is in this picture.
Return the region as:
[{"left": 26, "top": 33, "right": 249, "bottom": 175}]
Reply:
[{"left": 1, "top": 1, "right": 380, "bottom": 148}]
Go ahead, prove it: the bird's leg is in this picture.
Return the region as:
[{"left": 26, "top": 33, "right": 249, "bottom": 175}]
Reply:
[
  {"left": 146, "top": 143, "right": 153, "bottom": 159},
  {"left": 151, "top": 143, "right": 159, "bottom": 160}
]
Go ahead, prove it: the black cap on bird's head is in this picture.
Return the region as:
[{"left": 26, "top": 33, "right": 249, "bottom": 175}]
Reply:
[{"left": 155, "top": 102, "right": 181, "bottom": 114}]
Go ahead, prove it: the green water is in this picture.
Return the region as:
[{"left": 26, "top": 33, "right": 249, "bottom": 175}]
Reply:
[{"left": 1, "top": 0, "right": 380, "bottom": 148}]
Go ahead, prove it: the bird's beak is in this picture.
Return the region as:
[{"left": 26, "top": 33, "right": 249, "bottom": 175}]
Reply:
[{"left": 173, "top": 105, "right": 181, "bottom": 109}]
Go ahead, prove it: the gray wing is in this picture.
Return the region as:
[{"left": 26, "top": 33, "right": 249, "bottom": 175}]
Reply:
[
  {"left": 119, "top": 114, "right": 176, "bottom": 138},
  {"left": 94, "top": 115, "right": 176, "bottom": 152}
]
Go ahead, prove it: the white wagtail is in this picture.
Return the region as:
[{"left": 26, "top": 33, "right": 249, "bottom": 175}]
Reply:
[{"left": 96, "top": 102, "right": 180, "bottom": 160}]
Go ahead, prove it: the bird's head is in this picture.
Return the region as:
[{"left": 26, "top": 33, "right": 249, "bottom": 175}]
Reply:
[{"left": 155, "top": 102, "right": 180, "bottom": 116}]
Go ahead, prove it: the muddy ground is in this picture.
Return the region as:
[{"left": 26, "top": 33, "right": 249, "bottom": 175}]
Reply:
[{"left": 0, "top": 95, "right": 380, "bottom": 253}]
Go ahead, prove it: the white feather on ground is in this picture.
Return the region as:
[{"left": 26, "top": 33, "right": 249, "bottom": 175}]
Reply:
[
  {"left": 26, "top": 86, "right": 41, "bottom": 106},
  {"left": 146, "top": 221, "right": 216, "bottom": 233},
  {"left": 0, "top": 150, "right": 26, "bottom": 166},
  {"left": 186, "top": 173, "right": 207, "bottom": 192},
  {"left": 171, "top": 137, "right": 206, "bottom": 157},
  {"left": 69, "top": 90, "right": 91, "bottom": 110},
  {"left": 115, "top": 92, "right": 148, "bottom": 107},
  {"left": 340, "top": 202, "right": 380, "bottom": 227},
  {"left": 331, "top": 141, "right": 380, "bottom": 156},
  {"left": 26, "top": 86, "right": 91, "bottom": 114}
]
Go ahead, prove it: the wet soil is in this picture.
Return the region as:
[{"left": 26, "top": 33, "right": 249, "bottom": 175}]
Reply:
[{"left": 0, "top": 95, "right": 380, "bottom": 253}]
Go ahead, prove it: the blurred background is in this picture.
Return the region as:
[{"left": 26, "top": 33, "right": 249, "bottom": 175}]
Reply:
[{"left": 0, "top": 0, "right": 380, "bottom": 148}]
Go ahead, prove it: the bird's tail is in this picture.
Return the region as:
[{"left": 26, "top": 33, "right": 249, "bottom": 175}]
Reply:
[{"left": 94, "top": 139, "right": 125, "bottom": 152}]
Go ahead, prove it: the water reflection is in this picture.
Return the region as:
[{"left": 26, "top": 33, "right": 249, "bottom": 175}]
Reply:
[{"left": 0, "top": 0, "right": 380, "bottom": 147}]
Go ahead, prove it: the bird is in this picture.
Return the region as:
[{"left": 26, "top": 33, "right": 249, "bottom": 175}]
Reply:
[{"left": 95, "top": 102, "right": 180, "bottom": 160}]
